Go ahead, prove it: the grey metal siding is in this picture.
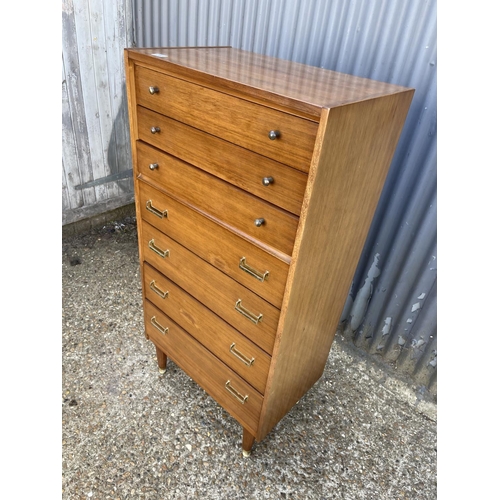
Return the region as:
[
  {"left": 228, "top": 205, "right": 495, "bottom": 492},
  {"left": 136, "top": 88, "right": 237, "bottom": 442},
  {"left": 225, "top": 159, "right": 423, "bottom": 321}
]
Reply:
[{"left": 62, "top": 0, "right": 135, "bottom": 225}]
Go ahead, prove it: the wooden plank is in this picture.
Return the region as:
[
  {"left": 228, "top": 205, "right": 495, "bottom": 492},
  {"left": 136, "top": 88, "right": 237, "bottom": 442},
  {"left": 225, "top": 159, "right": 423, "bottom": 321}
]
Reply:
[
  {"left": 257, "top": 91, "right": 414, "bottom": 440},
  {"left": 102, "top": 0, "right": 134, "bottom": 199},
  {"left": 86, "top": 0, "right": 115, "bottom": 201},
  {"left": 61, "top": 159, "right": 71, "bottom": 213},
  {"left": 69, "top": 0, "right": 107, "bottom": 202},
  {"left": 62, "top": 192, "right": 135, "bottom": 226},
  {"left": 62, "top": 0, "right": 96, "bottom": 208},
  {"left": 61, "top": 58, "right": 83, "bottom": 212}
]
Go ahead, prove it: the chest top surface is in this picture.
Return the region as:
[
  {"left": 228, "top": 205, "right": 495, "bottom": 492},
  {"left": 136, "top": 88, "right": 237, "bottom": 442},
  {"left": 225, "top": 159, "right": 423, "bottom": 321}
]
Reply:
[{"left": 125, "top": 47, "right": 410, "bottom": 119}]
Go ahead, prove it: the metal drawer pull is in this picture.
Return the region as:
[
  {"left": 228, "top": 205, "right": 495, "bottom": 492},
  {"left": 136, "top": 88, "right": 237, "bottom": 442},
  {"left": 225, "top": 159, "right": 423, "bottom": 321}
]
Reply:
[
  {"left": 254, "top": 218, "right": 265, "bottom": 227},
  {"left": 149, "top": 163, "right": 159, "bottom": 170},
  {"left": 225, "top": 381, "right": 248, "bottom": 404},
  {"left": 149, "top": 86, "right": 159, "bottom": 94},
  {"left": 151, "top": 316, "right": 168, "bottom": 335},
  {"left": 235, "top": 299, "right": 263, "bottom": 324},
  {"left": 268, "top": 130, "right": 280, "bottom": 140},
  {"left": 239, "top": 257, "right": 269, "bottom": 282},
  {"left": 151, "top": 126, "right": 161, "bottom": 134},
  {"left": 230, "top": 343, "right": 255, "bottom": 367},
  {"left": 149, "top": 280, "right": 168, "bottom": 299},
  {"left": 148, "top": 239, "right": 170, "bottom": 258},
  {"left": 262, "top": 176, "right": 274, "bottom": 186},
  {"left": 146, "top": 200, "right": 168, "bottom": 219}
]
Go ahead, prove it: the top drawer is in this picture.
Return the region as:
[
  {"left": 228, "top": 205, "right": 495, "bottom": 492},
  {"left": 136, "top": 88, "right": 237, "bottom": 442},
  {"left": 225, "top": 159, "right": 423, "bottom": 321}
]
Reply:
[{"left": 135, "top": 65, "right": 318, "bottom": 172}]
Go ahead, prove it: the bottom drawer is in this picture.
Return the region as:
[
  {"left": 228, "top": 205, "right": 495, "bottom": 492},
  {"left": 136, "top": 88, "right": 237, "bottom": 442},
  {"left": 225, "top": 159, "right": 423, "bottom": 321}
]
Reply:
[{"left": 144, "top": 300, "right": 263, "bottom": 435}]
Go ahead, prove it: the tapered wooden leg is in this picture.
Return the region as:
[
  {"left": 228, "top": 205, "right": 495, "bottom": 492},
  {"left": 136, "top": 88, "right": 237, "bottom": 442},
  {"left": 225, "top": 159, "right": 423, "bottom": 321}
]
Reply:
[
  {"left": 156, "top": 346, "right": 167, "bottom": 374},
  {"left": 242, "top": 428, "right": 255, "bottom": 457}
]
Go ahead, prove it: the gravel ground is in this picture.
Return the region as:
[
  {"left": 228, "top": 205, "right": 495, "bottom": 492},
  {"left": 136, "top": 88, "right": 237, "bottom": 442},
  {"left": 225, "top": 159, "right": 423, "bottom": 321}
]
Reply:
[{"left": 62, "top": 216, "right": 437, "bottom": 499}]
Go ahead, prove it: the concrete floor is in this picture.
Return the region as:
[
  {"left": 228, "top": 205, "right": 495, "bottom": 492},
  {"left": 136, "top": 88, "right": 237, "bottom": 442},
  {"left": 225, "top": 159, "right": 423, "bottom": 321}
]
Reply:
[{"left": 62, "top": 216, "right": 437, "bottom": 499}]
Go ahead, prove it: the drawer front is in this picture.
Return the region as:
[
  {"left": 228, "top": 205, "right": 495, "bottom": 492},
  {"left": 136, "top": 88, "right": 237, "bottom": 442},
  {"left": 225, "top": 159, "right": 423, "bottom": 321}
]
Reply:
[
  {"left": 141, "top": 221, "right": 279, "bottom": 354},
  {"left": 137, "top": 141, "right": 298, "bottom": 257},
  {"left": 144, "top": 300, "right": 263, "bottom": 434},
  {"left": 144, "top": 263, "right": 271, "bottom": 394},
  {"left": 135, "top": 65, "right": 318, "bottom": 172},
  {"left": 137, "top": 106, "right": 307, "bottom": 216},
  {"left": 138, "top": 181, "right": 288, "bottom": 309}
]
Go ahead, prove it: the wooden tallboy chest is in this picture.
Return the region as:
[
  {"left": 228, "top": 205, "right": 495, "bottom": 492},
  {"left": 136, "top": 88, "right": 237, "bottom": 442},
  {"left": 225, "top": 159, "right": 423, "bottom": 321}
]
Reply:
[{"left": 124, "top": 46, "right": 413, "bottom": 455}]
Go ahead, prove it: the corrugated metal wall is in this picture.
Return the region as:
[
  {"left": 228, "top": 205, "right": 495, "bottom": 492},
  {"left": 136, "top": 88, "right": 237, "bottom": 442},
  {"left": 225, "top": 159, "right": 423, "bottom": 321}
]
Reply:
[
  {"left": 132, "top": 0, "right": 437, "bottom": 397},
  {"left": 62, "top": 0, "right": 134, "bottom": 225}
]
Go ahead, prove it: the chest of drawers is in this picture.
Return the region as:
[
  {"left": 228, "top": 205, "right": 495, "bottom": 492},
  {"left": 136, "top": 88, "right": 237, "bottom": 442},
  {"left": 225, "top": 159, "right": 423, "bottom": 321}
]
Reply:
[{"left": 124, "top": 47, "right": 413, "bottom": 456}]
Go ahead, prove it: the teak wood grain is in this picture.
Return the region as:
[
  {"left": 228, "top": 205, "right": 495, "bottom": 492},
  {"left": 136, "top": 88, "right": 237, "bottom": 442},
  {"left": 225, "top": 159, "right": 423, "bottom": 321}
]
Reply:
[
  {"left": 136, "top": 106, "right": 307, "bottom": 215},
  {"left": 141, "top": 221, "right": 280, "bottom": 354},
  {"left": 257, "top": 92, "right": 414, "bottom": 440},
  {"left": 143, "top": 262, "right": 271, "bottom": 394},
  {"left": 135, "top": 65, "right": 318, "bottom": 172},
  {"left": 144, "top": 300, "right": 263, "bottom": 434},
  {"left": 137, "top": 141, "right": 299, "bottom": 256},
  {"left": 138, "top": 180, "right": 289, "bottom": 308},
  {"left": 126, "top": 47, "right": 408, "bottom": 120},
  {"left": 124, "top": 46, "right": 414, "bottom": 453}
]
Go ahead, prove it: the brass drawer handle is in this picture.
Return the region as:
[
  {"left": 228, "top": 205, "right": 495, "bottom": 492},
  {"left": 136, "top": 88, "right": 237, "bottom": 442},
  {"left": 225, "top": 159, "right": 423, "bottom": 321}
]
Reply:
[
  {"left": 268, "top": 130, "right": 280, "bottom": 140},
  {"left": 146, "top": 200, "right": 168, "bottom": 219},
  {"left": 235, "top": 299, "right": 263, "bottom": 325},
  {"left": 225, "top": 381, "right": 248, "bottom": 404},
  {"left": 230, "top": 343, "right": 255, "bottom": 367},
  {"left": 149, "top": 280, "right": 168, "bottom": 299},
  {"left": 151, "top": 316, "right": 169, "bottom": 335},
  {"left": 149, "top": 86, "right": 159, "bottom": 94},
  {"left": 148, "top": 239, "right": 170, "bottom": 258},
  {"left": 151, "top": 126, "right": 161, "bottom": 134},
  {"left": 239, "top": 257, "right": 269, "bottom": 282}
]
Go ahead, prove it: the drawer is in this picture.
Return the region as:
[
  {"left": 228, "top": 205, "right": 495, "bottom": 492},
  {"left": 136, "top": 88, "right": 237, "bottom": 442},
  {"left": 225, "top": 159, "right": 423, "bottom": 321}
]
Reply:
[
  {"left": 144, "top": 300, "right": 263, "bottom": 434},
  {"left": 141, "top": 221, "right": 279, "bottom": 354},
  {"left": 144, "top": 263, "right": 271, "bottom": 394},
  {"left": 135, "top": 65, "right": 318, "bottom": 172},
  {"left": 137, "top": 141, "right": 298, "bottom": 257},
  {"left": 137, "top": 106, "right": 307, "bottom": 216},
  {"left": 138, "top": 180, "right": 288, "bottom": 308}
]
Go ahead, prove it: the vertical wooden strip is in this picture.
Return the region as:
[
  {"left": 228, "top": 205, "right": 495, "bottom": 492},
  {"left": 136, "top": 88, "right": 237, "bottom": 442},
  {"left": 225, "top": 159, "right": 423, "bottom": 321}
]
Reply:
[
  {"left": 87, "top": 0, "right": 114, "bottom": 201},
  {"left": 70, "top": 0, "right": 106, "bottom": 201},
  {"left": 102, "top": 0, "right": 134, "bottom": 199},
  {"left": 61, "top": 57, "right": 83, "bottom": 214},
  {"left": 124, "top": 53, "right": 145, "bottom": 270},
  {"left": 62, "top": 0, "right": 97, "bottom": 208}
]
